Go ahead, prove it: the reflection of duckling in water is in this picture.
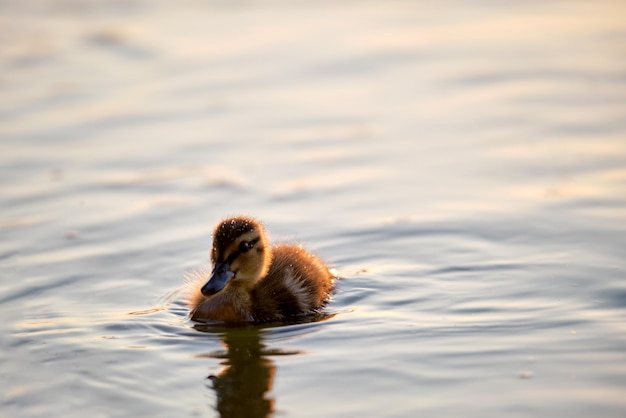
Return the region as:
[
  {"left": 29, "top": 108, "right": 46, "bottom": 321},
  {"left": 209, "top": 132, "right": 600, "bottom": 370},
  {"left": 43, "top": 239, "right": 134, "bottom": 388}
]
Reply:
[
  {"left": 207, "top": 328, "right": 276, "bottom": 418},
  {"left": 188, "top": 216, "right": 336, "bottom": 323}
]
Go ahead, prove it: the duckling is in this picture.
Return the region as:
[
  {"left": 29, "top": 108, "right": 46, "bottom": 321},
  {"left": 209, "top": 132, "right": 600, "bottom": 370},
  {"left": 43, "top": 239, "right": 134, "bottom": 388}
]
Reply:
[{"left": 188, "top": 216, "right": 336, "bottom": 323}]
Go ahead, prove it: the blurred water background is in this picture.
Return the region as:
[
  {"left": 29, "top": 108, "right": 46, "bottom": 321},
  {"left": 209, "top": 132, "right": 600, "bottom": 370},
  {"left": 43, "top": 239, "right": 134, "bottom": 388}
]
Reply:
[{"left": 1, "top": 0, "right": 625, "bottom": 417}]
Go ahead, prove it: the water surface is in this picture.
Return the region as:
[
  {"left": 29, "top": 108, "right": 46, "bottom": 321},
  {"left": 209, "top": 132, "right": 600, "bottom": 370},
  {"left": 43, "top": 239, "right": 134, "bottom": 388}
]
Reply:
[{"left": 1, "top": 1, "right": 625, "bottom": 417}]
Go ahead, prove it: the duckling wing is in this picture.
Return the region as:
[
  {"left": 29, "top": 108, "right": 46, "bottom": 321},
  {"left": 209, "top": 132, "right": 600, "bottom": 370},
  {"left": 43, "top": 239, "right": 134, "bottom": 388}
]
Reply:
[{"left": 251, "top": 245, "right": 334, "bottom": 321}]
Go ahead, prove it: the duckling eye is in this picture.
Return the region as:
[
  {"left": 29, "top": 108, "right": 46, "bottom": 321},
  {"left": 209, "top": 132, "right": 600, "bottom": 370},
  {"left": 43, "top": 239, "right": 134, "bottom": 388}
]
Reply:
[{"left": 239, "top": 241, "right": 252, "bottom": 253}]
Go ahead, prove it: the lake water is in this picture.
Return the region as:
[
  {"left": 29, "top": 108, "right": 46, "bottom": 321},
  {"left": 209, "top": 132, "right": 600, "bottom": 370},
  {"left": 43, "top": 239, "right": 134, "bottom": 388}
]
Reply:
[{"left": 1, "top": 0, "right": 625, "bottom": 417}]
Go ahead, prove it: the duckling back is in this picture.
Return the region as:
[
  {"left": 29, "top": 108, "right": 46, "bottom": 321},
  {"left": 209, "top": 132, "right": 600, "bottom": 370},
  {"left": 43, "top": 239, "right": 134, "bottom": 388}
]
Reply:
[{"left": 251, "top": 244, "right": 335, "bottom": 322}]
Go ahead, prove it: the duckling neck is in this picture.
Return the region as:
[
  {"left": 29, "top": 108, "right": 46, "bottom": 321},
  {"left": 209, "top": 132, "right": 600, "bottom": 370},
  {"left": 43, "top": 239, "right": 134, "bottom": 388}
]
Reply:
[{"left": 228, "top": 280, "right": 255, "bottom": 296}]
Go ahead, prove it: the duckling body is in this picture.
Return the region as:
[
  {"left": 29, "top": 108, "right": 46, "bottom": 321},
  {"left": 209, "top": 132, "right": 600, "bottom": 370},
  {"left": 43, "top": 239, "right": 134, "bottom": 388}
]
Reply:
[{"left": 188, "top": 216, "right": 335, "bottom": 323}]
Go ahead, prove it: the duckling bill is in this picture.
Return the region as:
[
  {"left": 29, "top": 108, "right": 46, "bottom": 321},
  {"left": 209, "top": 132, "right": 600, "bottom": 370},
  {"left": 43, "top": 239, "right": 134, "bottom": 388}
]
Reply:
[{"left": 188, "top": 216, "right": 336, "bottom": 323}]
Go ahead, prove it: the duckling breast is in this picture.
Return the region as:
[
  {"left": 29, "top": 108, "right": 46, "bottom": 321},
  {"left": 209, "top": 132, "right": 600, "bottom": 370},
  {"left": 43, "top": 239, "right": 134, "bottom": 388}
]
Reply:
[{"left": 190, "top": 284, "right": 255, "bottom": 322}]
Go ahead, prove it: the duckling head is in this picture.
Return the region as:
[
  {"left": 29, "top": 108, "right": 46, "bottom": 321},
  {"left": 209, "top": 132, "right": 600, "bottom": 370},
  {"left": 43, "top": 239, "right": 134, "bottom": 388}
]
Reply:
[{"left": 201, "top": 216, "right": 271, "bottom": 296}]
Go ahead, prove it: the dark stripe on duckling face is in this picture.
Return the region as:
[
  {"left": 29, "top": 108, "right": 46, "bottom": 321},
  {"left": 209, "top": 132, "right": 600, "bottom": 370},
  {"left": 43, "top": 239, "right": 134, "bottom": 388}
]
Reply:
[
  {"left": 212, "top": 217, "right": 259, "bottom": 262},
  {"left": 201, "top": 237, "right": 261, "bottom": 296}
]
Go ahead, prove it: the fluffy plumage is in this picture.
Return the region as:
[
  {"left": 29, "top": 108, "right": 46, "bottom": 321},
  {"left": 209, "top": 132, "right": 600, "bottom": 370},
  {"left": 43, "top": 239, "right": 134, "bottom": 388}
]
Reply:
[{"left": 188, "top": 216, "right": 336, "bottom": 323}]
